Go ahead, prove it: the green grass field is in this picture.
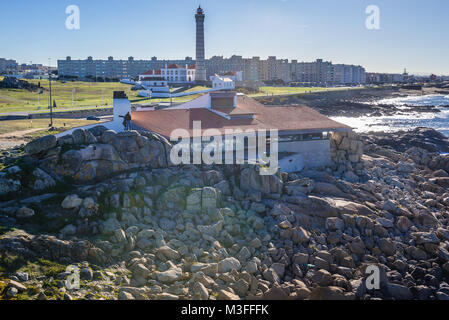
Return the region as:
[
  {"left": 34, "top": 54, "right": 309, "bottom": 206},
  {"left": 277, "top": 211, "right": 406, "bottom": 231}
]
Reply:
[
  {"left": 249, "top": 86, "right": 361, "bottom": 97},
  {"left": 0, "top": 78, "right": 365, "bottom": 113},
  {"left": 0, "top": 80, "right": 213, "bottom": 113},
  {"left": 0, "top": 118, "right": 104, "bottom": 136},
  {"left": 0, "top": 80, "right": 139, "bottom": 113}
]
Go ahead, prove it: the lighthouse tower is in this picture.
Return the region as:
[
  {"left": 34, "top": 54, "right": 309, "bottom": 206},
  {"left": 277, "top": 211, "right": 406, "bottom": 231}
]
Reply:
[{"left": 195, "top": 6, "right": 207, "bottom": 82}]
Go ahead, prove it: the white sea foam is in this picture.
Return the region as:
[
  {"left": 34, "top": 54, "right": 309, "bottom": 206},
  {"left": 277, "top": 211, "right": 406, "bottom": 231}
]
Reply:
[{"left": 331, "top": 95, "right": 449, "bottom": 136}]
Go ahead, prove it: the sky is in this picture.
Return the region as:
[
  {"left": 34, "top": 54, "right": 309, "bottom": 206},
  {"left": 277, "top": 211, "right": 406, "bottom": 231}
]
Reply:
[{"left": 0, "top": 0, "right": 448, "bottom": 75}]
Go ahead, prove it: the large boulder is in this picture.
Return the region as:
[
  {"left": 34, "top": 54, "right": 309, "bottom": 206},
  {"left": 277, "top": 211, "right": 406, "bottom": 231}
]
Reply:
[
  {"left": 100, "top": 218, "right": 122, "bottom": 235},
  {"left": 349, "top": 237, "right": 366, "bottom": 255},
  {"left": 72, "top": 129, "right": 87, "bottom": 144},
  {"left": 56, "top": 144, "right": 126, "bottom": 181},
  {"left": 54, "top": 131, "right": 171, "bottom": 182},
  {"left": 378, "top": 238, "right": 397, "bottom": 256},
  {"left": 157, "top": 266, "right": 182, "bottom": 283},
  {"left": 25, "top": 135, "right": 56, "bottom": 156},
  {"left": 157, "top": 185, "right": 187, "bottom": 211},
  {"left": 218, "top": 257, "right": 241, "bottom": 273},
  {"left": 202, "top": 187, "right": 218, "bottom": 214},
  {"left": 310, "top": 269, "right": 333, "bottom": 286},
  {"left": 186, "top": 189, "right": 202, "bottom": 214},
  {"left": 156, "top": 246, "right": 181, "bottom": 260},
  {"left": 240, "top": 165, "right": 283, "bottom": 195},
  {"left": 0, "top": 178, "right": 21, "bottom": 196},
  {"left": 301, "top": 196, "right": 376, "bottom": 218},
  {"left": 387, "top": 283, "right": 413, "bottom": 300},
  {"left": 21, "top": 130, "right": 172, "bottom": 183},
  {"left": 88, "top": 125, "right": 108, "bottom": 137},
  {"left": 61, "top": 194, "right": 83, "bottom": 209},
  {"left": 32, "top": 168, "right": 56, "bottom": 191},
  {"left": 313, "top": 182, "right": 348, "bottom": 198},
  {"left": 15, "top": 207, "right": 35, "bottom": 218}
]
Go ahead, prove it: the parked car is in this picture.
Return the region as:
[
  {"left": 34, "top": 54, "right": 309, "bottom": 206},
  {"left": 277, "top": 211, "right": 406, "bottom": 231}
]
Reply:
[{"left": 86, "top": 116, "right": 100, "bottom": 121}]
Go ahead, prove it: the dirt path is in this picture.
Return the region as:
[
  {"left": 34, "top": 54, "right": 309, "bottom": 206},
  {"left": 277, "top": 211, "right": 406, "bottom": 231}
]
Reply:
[
  {"left": 0, "top": 128, "right": 43, "bottom": 150},
  {"left": 0, "top": 128, "right": 43, "bottom": 139}
]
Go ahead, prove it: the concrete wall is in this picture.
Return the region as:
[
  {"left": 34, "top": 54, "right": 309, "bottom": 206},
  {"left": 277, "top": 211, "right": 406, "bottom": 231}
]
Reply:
[
  {"left": 56, "top": 98, "right": 133, "bottom": 138},
  {"left": 113, "top": 98, "right": 131, "bottom": 122},
  {"left": 279, "top": 153, "right": 305, "bottom": 173},
  {"left": 279, "top": 139, "right": 332, "bottom": 168}
]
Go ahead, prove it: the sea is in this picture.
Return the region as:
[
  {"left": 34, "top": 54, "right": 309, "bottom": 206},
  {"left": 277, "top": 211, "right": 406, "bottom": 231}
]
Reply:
[{"left": 331, "top": 94, "right": 449, "bottom": 137}]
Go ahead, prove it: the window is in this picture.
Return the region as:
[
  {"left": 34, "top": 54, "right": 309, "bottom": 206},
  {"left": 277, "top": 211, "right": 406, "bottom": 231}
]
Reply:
[{"left": 279, "top": 132, "right": 329, "bottom": 142}]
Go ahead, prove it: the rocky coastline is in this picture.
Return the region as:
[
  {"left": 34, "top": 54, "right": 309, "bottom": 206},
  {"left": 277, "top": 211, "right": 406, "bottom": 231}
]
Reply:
[
  {"left": 257, "top": 87, "right": 449, "bottom": 118},
  {"left": 1, "top": 126, "right": 449, "bottom": 300}
]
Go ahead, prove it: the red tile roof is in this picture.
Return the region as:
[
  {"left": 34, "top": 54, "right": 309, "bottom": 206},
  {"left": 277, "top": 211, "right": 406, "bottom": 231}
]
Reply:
[
  {"left": 142, "top": 69, "right": 162, "bottom": 75},
  {"left": 188, "top": 64, "right": 196, "bottom": 69},
  {"left": 211, "top": 106, "right": 255, "bottom": 116},
  {"left": 166, "top": 64, "right": 183, "bottom": 69},
  {"left": 132, "top": 95, "right": 351, "bottom": 138}
]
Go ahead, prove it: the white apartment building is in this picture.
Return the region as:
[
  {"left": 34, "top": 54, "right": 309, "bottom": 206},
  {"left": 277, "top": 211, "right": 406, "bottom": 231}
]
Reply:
[
  {"left": 332, "top": 64, "right": 366, "bottom": 85},
  {"left": 161, "top": 64, "right": 196, "bottom": 83},
  {"left": 0, "top": 58, "right": 18, "bottom": 73},
  {"left": 138, "top": 64, "right": 196, "bottom": 85},
  {"left": 58, "top": 55, "right": 366, "bottom": 85},
  {"left": 58, "top": 56, "right": 195, "bottom": 80}
]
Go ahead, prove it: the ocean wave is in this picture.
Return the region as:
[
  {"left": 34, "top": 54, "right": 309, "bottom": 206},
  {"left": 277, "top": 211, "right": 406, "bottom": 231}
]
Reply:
[
  {"left": 333, "top": 95, "right": 449, "bottom": 136},
  {"left": 377, "top": 94, "right": 449, "bottom": 107}
]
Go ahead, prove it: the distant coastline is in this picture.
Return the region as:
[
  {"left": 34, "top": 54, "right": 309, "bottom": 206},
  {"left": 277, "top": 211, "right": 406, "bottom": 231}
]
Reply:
[{"left": 257, "top": 86, "right": 449, "bottom": 136}]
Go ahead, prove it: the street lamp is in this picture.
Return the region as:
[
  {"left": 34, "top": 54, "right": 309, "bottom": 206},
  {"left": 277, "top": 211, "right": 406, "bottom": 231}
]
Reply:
[{"left": 48, "top": 58, "right": 54, "bottom": 130}]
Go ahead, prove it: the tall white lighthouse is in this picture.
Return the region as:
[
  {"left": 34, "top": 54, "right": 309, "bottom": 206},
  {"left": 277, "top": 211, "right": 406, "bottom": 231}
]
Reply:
[{"left": 195, "top": 6, "right": 207, "bottom": 82}]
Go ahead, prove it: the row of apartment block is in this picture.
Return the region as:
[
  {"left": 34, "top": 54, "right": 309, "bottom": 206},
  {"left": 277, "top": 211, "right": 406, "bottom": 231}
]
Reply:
[
  {"left": 58, "top": 56, "right": 195, "bottom": 81},
  {"left": 0, "top": 58, "right": 19, "bottom": 72},
  {"left": 57, "top": 56, "right": 366, "bottom": 85}
]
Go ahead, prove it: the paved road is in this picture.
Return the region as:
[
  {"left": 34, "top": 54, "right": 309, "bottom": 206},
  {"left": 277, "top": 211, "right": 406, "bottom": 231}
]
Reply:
[{"left": 0, "top": 105, "right": 112, "bottom": 117}]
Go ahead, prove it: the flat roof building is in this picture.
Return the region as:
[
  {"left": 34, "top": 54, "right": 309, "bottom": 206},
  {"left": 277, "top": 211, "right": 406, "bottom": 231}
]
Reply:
[{"left": 131, "top": 91, "right": 351, "bottom": 171}]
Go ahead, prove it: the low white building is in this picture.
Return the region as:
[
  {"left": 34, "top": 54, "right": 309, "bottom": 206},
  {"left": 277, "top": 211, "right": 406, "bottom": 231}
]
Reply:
[
  {"left": 138, "top": 69, "right": 169, "bottom": 89},
  {"left": 139, "top": 64, "right": 196, "bottom": 85},
  {"left": 132, "top": 91, "right": 353, "bottom": 172},
  {"left": 162, "top": 64, "right": 196, "bottom": 83},
  {"left": 57, "top": 91, "right": 355, "bottom": 173},
  {"left": 210, "top": 74, "right": 236, "bottom": 90},
  {"left": 223, "top": 71, "right": 243, "bottom": 82}
]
